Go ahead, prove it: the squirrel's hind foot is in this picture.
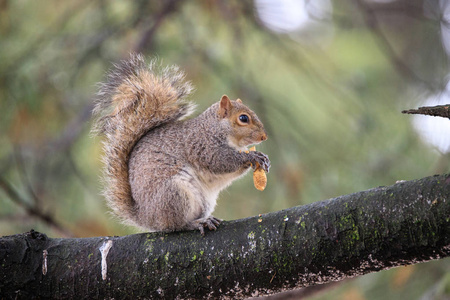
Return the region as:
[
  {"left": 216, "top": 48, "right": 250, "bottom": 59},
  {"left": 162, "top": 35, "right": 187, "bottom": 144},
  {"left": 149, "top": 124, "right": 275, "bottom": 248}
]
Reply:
[{"left": 192, "top": 216, "right": 222, "bottom": 236}]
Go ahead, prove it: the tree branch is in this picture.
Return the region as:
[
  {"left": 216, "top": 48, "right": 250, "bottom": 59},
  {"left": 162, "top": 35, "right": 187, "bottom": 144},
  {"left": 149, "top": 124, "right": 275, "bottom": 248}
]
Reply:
[
  {"left": 0, "top": 176, "right": 74, "bottom": 238},
  {"left": 354, "top": 0, "right": 438, "bottom": 90},
  {"left": 134, "top": 0, "right": 182, "bottom": 53},
  {"left": 1, "top": 174, "right": 449, "bottom": 299},
  {"left": 402, "top": 104, "right": 450, "bottom": 119}
]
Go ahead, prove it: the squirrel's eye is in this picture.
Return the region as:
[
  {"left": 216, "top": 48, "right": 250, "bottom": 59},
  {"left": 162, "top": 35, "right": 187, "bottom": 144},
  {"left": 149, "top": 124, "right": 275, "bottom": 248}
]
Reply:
[{"left": 239, "top": 114, "right": 249, "bottom": 124}]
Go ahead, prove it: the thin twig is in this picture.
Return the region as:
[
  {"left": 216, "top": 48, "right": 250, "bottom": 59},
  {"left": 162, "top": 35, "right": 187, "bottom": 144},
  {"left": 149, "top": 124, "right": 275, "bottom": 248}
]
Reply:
[
  {"left": 47, "top": 102, "right": 94, "bottom": 154},
  {"left": 1, "top": 1, "right": 91, "bottom": 75},
  {"left": 13, "top": 145, "right": 42, "bottom": 207},
  {"left": 0, "top": 176, "right": 74, "bottom": 238},
  {"left": 354, "top": 0, "right": 438, "bottom": 91},
  {"left": 134, "top": 0, "right": 182, "bottom": 53}
]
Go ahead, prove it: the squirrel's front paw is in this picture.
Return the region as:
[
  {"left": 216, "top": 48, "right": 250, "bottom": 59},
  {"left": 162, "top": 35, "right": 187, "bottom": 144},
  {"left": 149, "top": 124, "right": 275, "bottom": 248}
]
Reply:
[{"left": 248, "top": 151, "right": 271, "bottom": 173}]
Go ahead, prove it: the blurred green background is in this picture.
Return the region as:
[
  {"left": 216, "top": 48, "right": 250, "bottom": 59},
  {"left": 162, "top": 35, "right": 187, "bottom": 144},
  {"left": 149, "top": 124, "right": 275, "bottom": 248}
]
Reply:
[{"left": 1, "top": 0, "right": 449, "bottom": 299}]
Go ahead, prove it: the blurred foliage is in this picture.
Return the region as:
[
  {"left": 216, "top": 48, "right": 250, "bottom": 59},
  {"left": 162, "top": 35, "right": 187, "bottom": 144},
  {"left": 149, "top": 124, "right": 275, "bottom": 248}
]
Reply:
[{"left": 0, "top": 0, "right": 449, "bottom": 299}]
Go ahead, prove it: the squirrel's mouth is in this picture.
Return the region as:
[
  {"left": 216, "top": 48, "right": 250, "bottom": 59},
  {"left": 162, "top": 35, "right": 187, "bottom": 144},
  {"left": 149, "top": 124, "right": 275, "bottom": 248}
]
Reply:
[
  {"left": 245, "top": 138, "right": 264, "bottom": 147},
  {"left": 228, "top": 137, "right": 265, "bottom": 152},
  {"left": 242, "top": 141, "right": 262, "bottom": 152}
]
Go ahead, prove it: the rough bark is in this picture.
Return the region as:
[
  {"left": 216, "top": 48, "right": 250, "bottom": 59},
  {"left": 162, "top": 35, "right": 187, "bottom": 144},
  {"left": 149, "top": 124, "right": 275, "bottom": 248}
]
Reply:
[
  {"left": 1, "top": 174, "right": 449, "bottom": 299},
  {"left": 402, "top": 104, "right": 450, "bottom": 119}
]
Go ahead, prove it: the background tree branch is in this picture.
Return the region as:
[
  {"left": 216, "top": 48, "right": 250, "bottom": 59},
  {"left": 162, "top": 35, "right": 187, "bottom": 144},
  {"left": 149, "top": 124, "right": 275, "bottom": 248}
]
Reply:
[
  {"left": 0, "top": 176, "right": 74, "bottom": 238},
  {"left": 402, "top": 104, "right": 450, "bottom": 119},
  {"left": 1, "top": 173, "right": 449, "bottom": 299}
]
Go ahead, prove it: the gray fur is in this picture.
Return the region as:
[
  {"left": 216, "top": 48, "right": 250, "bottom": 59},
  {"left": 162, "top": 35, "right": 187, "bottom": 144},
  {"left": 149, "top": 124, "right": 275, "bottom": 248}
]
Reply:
[
  {"left": 92, "top": 54, "right": 270, "bottom": 234},
  {"left": 129, "top": 104, "right": 253, "bottom": 232}
]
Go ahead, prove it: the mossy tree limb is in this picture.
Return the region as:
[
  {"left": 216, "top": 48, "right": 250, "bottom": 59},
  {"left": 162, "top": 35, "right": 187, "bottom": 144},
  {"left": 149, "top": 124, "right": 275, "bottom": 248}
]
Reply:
[{"left": 1, "top": 174, "right": 449, "bottom": 299}]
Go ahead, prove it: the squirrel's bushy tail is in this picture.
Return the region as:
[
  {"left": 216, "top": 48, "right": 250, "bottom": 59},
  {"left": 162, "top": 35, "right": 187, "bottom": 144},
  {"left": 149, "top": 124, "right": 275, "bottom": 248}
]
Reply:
[{"left": 92, "top": 53, "right": 195, "bottom": 225}]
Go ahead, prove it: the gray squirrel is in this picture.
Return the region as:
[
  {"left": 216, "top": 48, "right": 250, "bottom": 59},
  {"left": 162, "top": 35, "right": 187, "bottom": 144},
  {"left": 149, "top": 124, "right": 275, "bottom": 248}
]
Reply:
[{"left": 92, "top": 54, "right": 270, "bottom": 235}]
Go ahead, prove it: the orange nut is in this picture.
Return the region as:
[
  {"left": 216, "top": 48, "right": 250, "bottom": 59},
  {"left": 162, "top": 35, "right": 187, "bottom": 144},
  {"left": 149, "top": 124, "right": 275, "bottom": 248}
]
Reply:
[
  {"left": 249, "top": 146, "right": 267, "bottom": 191},
  {"left": 253, "top": 164, "right": 267, "bottom": 191}
]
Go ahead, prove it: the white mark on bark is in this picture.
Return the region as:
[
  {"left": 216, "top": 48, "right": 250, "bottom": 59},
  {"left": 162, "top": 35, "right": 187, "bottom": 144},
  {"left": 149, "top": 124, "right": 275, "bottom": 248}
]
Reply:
[
  {"left": 42, "top": 250, "right": 48, "bottom": 275},
  {"left": 99, "top": 240, "right": 113, "bottom": 280}
]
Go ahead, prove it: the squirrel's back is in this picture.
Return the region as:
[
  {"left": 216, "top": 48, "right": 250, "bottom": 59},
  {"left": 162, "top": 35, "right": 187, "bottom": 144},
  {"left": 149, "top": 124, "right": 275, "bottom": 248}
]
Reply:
[{"left": 92, "top": 54, "right": 195, "bottom": 225}]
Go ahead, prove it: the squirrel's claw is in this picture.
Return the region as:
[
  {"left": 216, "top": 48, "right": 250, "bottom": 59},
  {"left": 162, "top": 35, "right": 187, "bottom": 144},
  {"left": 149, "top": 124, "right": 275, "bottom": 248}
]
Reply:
[
  {"left": 212, "top": 216, "right": 222, "bottom": 225},
  {"left": 198, "top": 226, "right": 205, "bottom": 236},
  {"left": 196, "top": 216, "right": 222, "bottom": 236}
]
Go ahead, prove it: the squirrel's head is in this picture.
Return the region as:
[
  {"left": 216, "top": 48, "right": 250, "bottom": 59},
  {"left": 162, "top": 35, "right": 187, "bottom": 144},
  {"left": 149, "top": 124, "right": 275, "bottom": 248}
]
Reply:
[{"left": 218, "top": 95, "right": 268, "bottom": 151}]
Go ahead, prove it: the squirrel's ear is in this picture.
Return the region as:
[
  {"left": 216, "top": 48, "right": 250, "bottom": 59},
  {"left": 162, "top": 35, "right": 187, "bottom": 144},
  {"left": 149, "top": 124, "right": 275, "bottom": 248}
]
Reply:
[
  {"left": 219, "top": 95, "right": 232, "bottom": 118},
  {"left": 236, "top": 98, "right": 242, "bottom": 104}
]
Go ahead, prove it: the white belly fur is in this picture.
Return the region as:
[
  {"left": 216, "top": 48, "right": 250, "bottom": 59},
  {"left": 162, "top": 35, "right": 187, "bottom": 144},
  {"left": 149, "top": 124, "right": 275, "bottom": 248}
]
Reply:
[{"left": 173, "top": 166, "right": 250, "bottom": 221}]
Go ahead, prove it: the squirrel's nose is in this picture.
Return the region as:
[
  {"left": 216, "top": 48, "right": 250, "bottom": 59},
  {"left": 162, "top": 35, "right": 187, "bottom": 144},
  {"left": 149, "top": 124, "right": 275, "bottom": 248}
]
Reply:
[{"left": 261, "top": 133, "right": 268, "bottom": 141}]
